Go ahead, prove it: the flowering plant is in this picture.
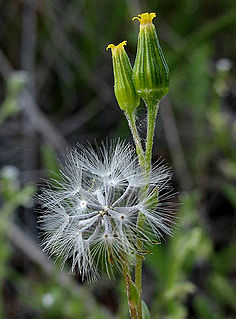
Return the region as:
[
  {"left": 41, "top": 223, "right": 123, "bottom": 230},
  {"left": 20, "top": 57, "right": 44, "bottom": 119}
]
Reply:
[{"left": 39, "top": 12, "right": 174, "bottom": 318}]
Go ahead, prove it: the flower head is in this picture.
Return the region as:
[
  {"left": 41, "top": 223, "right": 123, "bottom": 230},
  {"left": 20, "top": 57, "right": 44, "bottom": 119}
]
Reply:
[
  {"left": 106, "top": 41, "right": 140, "bottom": 114},
  {"left": 133, "top": 12, "right": 170, "bottom": 106},
  {"left": 38, "top": 141, "right": 173, "bottom": 281}
]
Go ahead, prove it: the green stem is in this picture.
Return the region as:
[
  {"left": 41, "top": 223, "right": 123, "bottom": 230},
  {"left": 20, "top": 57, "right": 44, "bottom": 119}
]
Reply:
[
  {"left": 134, "top": 235, "right": 144, "bottom": 318},
  {"left": 125, "top": 110, "right": 145, "bottom": 318},
  {"left": 126, "top": 103, "right": 159, "bottom": 318},
  {"left": 122, "top": 262, "right": 138, "bottom": 318},
  {"left": 145, "top": 103, "right": 159, "bottom": 171},
  {"left": 135, "top": 103, "right": 159, "bottom": 318},
  {"left": 126, "top": 111, "right": 146, "bottom": 169}
]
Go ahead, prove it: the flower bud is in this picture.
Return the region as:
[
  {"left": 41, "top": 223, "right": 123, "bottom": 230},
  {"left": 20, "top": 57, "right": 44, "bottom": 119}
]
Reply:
[
  {"left": 106, "top": 41, "right": 140, "bottom": 113},
  {"left": 132, "top": 13, "right": 170, "bottom": 105}
]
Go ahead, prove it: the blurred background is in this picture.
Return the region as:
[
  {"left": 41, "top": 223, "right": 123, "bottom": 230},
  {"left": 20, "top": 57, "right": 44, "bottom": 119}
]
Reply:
[{"left": 0, "top": 0, "right": 236, "bottom": 318}]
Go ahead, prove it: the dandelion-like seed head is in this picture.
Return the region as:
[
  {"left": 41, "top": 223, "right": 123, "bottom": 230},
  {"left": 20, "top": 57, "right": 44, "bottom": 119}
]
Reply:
[{"left": 38, "top": 141, "right": 174, "bottom": 281}]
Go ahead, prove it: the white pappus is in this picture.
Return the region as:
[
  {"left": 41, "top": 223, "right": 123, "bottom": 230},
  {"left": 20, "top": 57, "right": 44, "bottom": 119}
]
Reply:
[{"left": 38, "top": 140, "right": 174, "bottom": 281}]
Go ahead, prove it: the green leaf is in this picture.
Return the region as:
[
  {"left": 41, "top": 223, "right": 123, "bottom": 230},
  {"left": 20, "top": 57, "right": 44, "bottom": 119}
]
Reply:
[
  {"left": 129, "top": 281, "right": 139, "bottom": 307},
  {"left": 142, "top": 300, "right": 150, "bottom": 319}
]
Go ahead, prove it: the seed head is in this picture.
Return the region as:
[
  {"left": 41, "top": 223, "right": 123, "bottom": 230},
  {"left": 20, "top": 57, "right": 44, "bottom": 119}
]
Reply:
[{"left": 38, "top": 141, "right": 174, "bottom": 281}]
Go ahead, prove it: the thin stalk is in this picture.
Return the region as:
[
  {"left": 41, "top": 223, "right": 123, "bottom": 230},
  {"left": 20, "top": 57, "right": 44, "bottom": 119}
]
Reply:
[
  {"left": 133, "top": 103, "right": 159, "bottom": 318},
  {"left": 134, "top": 216, "right": 145, "bottom": 318},
  {"left": 125, "top": 103, "right": 159, "bottom": 318},
  {"left": 126, "top": 111, "right": 146, "bottom": 169},
  {"left": 145, "top": 103, "right": 159, "bottom": 171}
]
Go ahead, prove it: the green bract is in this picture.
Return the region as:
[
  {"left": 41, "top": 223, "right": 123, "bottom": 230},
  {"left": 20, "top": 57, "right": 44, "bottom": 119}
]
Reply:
[
  {"left": 133, "top": 13, "right": 170, "bottom": 106},
  {"left": 106, "top": 41, "right": 140, "bottom": 113}
]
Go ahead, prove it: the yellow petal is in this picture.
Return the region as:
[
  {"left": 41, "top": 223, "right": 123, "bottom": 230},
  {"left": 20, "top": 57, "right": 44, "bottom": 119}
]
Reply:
[
  {"left": 106, "top": 44, "right": 116, "bottom": 51},
  {"left": 132, "top": 12, "right": 156, "bottom": 25},
  {"left": 106, "top": 41, "right": 127, "bottom": 52}
]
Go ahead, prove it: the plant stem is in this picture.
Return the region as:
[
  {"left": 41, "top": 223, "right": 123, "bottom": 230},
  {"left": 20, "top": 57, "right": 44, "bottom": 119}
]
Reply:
[
  {"left": 135, "top": 103, "right": 159, "bottom": 318},
  {"left": 145, "top": 103, "right": 159, "bottom": 171},
  {"left": 125, "top": 110, "right": 145, "bottom": 318},
  {"left": 122, "top": 262, "right": 138, "bottom": 318},
  {"left": 126, "top": 103, "right": 159, "bottom": 318},
  {"left": 134, "top": 236, "right": 144, "bottom": 318},
  {"left": 126, "top": 111, "right": 146, "bottom": 169}
]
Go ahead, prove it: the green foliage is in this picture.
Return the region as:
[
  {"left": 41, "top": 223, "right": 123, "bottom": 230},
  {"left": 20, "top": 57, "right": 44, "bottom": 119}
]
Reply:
[
  {"left": 146, "top": 189, "right": 236, "bottom": 318},
  {"left": 147, "top": 191, "right": 211, "bottom": 318},
  {"left": 0, "top": 167, "right": 35, "bottom": 318},
  {"left": 194, "top": 295, "right": 223, "bottom": 319},
  {"left": 142, "top": 300, "right": 150, "bottom": 319},
  {"left": 17, "top": 279, "right": 107, "bottom": 319},
  {"left": 0, "top": 72, "right": 27, "bottom": 126},
  {"left": 208, "top": 274, "right": 236, "bottom": 312}
]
